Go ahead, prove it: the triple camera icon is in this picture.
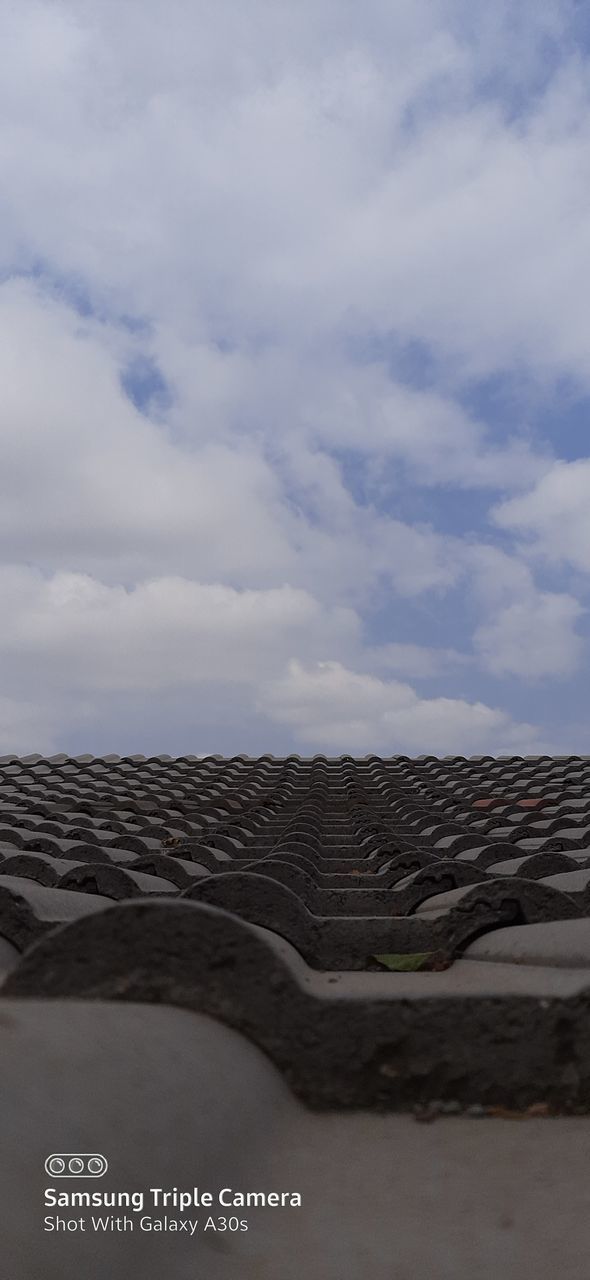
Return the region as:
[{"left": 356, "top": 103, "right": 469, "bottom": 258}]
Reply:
[{"left": 45, "top": 1154, "right": 108, "bottom": 1178}]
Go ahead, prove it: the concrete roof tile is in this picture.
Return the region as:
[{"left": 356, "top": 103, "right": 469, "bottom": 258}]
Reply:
[{"left": 7, "top": 996, "right": 590, "bottom": 1278}]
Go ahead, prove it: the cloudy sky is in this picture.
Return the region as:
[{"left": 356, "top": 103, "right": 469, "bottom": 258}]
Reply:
[{"left": 1, "top": 0, "right": 590, "bottom": 757}]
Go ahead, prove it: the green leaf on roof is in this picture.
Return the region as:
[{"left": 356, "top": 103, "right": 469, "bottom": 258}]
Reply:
[{"left": 372, "top": 952, "right": 435, "bottom": 971}]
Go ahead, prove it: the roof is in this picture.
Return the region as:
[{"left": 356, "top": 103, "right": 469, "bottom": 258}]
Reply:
[{"left": 2, "top": 752, "right": 590, "bottom": 1277}]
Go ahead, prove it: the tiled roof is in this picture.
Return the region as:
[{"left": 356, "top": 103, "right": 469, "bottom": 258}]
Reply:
[
  {"left": 2, "top": 752, "right": 590, "bottom": 1112},
  {"left": 5, "top": 752, "right": 590, "bottom": 1278}
]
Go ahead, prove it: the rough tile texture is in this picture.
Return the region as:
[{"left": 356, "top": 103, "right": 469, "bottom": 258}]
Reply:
[
  {"left": 2, "top": 752, "right": 590, "bottom": 1108},
  {"left": 3, "top": 999, "right": 590, "bottom": 1280}
]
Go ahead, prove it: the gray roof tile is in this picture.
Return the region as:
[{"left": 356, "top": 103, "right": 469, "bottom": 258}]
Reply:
[{"left": 5, "top": 996, "right": 590, "bottom": 1279}]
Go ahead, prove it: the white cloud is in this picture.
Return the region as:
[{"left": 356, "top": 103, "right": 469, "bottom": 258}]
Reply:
[
  {"left": 466, "top": 544, "right": 586, "bottom": 678},
  {"left": 0, "top": 567, "right": 360, "bottom": 693},
  {"left": 492, "top": 460, "right": 590, "bottom": 573},
  {"left": 0, "top": 278, "right": 471, "bottom": 608},
  {"left": 262, "top": 659, "right": 544, "bottom": 754},
  {"left": 366, "top": 642, "right": 472, "bottom": 678},
  {"left": 0, "top": 1, "right": 589, "bottom": 382},
  {"left": 0, "top": 564, "right": 546, "bottom": 757},
  {"left": 0, "top": 279, "right": 297, "bottom": 585},
  {"left": 0, "top": 562, "right": 553, "bottom": 756},
  {"left": 474, "top": 592, "right": 585, "bottom": 678},
  {"left": 0, "top": 696, "right": 59, "bottom": 757},
  {"left": 245, "top": 359, "right": 551, "bottom": 492},
  {"left": 0, "top": 1, "right": 588, "bottom": 754}
]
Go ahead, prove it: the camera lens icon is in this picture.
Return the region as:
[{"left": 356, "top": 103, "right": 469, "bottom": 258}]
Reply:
[{"left": 45, "top": 1154, "right": 108, "bottom": 1178}]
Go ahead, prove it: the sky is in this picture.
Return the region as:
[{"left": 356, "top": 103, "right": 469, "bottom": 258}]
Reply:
[{"left": 1, "top": 0, "right": 590, "bottom": 757}]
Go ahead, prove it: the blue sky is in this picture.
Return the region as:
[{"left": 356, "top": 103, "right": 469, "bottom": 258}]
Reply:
[{"left": 0, "top": 0, "right": 589, "bottom": 756}]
